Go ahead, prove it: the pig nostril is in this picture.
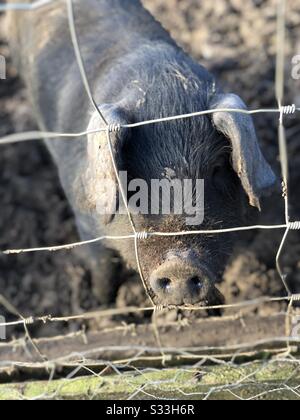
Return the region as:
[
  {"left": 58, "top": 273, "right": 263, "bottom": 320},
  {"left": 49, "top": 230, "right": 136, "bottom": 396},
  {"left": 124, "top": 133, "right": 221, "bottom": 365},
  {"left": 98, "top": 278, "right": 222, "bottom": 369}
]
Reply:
[
  {"left": 158, "top": 278, "right": 172, "bottom": 291},
  {"left": 189, "top": 276, "right": 202, "bottom": 290}
]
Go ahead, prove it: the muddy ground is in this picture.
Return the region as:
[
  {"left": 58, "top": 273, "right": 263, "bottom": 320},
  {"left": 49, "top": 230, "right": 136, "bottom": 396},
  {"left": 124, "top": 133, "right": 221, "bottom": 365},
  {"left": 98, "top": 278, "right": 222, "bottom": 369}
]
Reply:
[{"left": 0, "top": 0, "right": 300, "bottom": 339}]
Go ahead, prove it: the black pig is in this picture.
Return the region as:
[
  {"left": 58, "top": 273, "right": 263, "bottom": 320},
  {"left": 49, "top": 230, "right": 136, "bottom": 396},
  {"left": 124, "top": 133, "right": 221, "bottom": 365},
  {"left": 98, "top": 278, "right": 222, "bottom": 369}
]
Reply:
[{"left": 5, "top": 0, "right": 276, "bottom": 306}]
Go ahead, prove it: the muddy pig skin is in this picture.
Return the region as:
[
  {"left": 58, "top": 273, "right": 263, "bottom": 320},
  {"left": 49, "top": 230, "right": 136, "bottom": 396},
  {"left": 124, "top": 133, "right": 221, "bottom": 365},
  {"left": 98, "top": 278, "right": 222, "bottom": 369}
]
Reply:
[{"left": 5, "top": 0, "right": 276, "bottom": 306}]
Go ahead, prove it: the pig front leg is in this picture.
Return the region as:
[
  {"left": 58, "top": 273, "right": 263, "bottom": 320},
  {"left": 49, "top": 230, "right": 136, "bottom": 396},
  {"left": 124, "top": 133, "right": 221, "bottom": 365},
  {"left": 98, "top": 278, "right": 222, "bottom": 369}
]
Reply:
[
  {"left": 90, "top": 245, "right": 124, "bottom": 305},
  {"left": 73, "top": 213, "right": 124, "bottom": 305}
]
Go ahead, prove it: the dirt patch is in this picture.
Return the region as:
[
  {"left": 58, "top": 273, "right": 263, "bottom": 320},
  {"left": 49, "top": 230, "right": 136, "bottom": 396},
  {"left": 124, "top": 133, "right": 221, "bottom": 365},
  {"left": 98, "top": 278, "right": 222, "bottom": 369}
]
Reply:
[{"left": 0, "top": 0, "right": 300, "bottom": 340}]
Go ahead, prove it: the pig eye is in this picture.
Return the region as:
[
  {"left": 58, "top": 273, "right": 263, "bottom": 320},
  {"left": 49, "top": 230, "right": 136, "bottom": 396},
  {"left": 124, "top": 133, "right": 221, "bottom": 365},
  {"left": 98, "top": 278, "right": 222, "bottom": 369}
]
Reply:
[{"left": 158, "top": 278, "right": 172, "bottom": 292}]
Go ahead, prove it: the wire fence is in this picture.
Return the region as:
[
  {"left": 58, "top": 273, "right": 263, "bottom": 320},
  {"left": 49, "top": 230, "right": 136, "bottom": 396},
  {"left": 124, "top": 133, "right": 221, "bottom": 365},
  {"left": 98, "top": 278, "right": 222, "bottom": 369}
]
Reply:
[{"left": 0, "top": 0, "right": 300, "bottom": 400}]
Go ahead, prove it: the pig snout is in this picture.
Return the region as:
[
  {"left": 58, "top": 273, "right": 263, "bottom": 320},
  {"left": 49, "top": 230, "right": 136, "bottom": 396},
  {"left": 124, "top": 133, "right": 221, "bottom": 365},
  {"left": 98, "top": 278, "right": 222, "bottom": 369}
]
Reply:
[{"left": 149, "top": 256, "right": 214, "bottom": 306}]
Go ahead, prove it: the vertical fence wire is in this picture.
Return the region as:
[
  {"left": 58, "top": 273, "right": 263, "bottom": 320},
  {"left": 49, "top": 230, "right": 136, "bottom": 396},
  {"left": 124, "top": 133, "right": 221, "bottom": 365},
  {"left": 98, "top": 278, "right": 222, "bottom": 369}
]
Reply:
[{"left": 275, "top": 0, "right": 292, "bottom": 296}]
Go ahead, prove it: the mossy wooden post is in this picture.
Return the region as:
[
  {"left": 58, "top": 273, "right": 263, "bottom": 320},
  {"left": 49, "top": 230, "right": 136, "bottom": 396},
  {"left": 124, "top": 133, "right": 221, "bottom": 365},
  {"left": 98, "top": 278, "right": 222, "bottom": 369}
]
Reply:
[{"left": 0, "top": 362, "right": 299, "bottom": 400}]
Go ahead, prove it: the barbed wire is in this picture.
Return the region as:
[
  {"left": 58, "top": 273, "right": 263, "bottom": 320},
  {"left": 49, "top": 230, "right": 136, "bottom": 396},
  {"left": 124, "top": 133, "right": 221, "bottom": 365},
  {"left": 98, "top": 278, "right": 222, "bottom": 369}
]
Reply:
[{"left": 1, "top": 292, "right": 300, "bottom": 330}]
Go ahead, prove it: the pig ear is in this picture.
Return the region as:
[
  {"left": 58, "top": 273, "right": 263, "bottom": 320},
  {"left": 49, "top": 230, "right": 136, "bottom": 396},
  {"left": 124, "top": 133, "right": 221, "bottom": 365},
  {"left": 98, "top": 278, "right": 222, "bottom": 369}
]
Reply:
[
  {"left": 209, "top": 94, "right": 276, "bottom": 210},
  {"left": 85, "top": 104, "right": 130, "bottom": 224}
]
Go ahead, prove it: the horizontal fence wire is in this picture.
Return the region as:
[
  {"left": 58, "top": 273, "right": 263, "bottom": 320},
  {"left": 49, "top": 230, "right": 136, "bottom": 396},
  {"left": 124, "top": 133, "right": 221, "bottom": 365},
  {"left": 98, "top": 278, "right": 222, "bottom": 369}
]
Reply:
[
  {"left": 0, "top": 107, "right": 300, "bottom": 145},
  {"left": 0, "top": 224, "right": 295, "bottom": 254}
]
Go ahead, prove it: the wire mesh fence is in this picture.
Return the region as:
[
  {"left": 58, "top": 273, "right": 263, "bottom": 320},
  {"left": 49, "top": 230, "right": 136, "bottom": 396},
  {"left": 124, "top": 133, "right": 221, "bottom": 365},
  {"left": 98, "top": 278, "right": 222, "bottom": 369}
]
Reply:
[{"left": 0, "top": 0, "right": 300, "bottom": 400}]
